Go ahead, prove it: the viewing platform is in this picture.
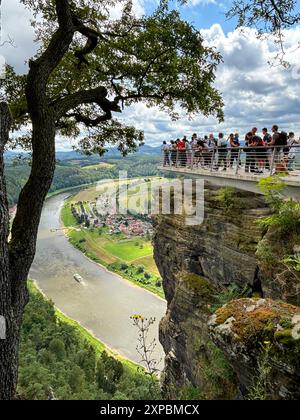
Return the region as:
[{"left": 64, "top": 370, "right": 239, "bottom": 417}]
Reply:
[{"left": 158, "top": 145, "right": 300, "bottom": 198}]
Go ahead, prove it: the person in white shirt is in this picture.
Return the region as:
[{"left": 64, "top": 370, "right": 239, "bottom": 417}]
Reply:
[
  {"left": 217, "top": 133, "right": 228, "bottom": 171},
  {"left": 287, "top": 134, "right": 299, "bottom": 171},
  {"left": 162, "top": 141, "right": 170, "bottom": 166}
]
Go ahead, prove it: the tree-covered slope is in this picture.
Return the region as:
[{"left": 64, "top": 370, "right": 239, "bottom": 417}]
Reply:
[{"left": 19, "top": 282, "right": 159, "bottom": 400}]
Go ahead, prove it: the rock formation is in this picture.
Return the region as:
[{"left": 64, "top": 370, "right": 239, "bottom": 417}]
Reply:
[{"left": 153, "top": 183, "right": 300, "bottom": 399}]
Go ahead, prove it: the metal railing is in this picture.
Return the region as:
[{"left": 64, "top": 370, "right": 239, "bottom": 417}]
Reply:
[{"left": 160, "top": 145, "right": 300, "bottom": 176}]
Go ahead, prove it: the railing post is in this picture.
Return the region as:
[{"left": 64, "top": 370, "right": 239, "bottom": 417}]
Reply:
[
  {"left": 176, "top": 150, "right": 179, "bottom": 168},
  {"left": 235, "top": 149, "right": 241, "bottom": 175},
  {"left": 270, "top": 148, "right": 276, "bottom": 175},
  {"left": 210, "top": 149, "right": 215, "bottom": 172}
]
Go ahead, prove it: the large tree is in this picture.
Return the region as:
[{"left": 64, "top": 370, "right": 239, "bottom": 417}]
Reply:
[{"left": 0, "top": 0, "right": 223, "bottom": 399}]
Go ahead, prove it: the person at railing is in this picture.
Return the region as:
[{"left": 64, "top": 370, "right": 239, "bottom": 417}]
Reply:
[
  {"left": 177, "top": 136, "right": 187, "bottom": 167},
  {"left": 229, "top": 133, "right": 240, "bottom": 168},
  {"left": 194, "top": 140, "right": 205, "bottom": 167},
  {"left": 234, "top": 132, "right": 240, "bottom": 145},
  {"left": 244, "top": 132, "right": 256, "bottom": 173},
  {"left": 255, "top": 135, "right": 267, "bottom": 174},
  {"left": 270, "top": 125, "right": 288, "bottom": 149},
  {"left": 185, "top": 137, "right": 192, "bottom": 166},
  {"left": 287, "top": 135, "right": 299, "bottom": 171},
  {"left": 262, "top": 128, "right": 272, "bottom": 171},
  {"left": 288, "top": 132, "right": 296, "bottom": 145},
  {"left": 170, "top": 140, "right": 177, "bottom": 166},
  {"left": 191, "top": 133, "right": 198, "bottom": 148},
  {"left": 162, "top": 141, "right": 171, "bottom": 167},
  {"left": 202, "top": 139, "right": 212, "bottom": 168},
  {"left": 190, "top": 134, "right": 198, "bottom": 167},
  {"left": 217, "top": 133, "right": 228, "bottom": 171},
  {"left": 208, "top": 133, "right": 217, "bottom": 148},
  {"left": 269, "top": 125, "right": 288, "bottom": 173},
  {"left": 252, "top": 127, "right": 258, "bottom": 136}
]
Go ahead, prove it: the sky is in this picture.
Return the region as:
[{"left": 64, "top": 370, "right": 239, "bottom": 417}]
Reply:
[{"left": 1, "top": 0, "right": 300, "bottom": 150}]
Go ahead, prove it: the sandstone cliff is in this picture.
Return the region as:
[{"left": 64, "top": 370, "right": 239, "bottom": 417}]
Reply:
[{"left": 153, "top": 183, "right": 300, "bottom": 400}]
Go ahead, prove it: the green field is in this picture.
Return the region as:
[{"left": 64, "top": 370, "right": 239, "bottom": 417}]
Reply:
[
  {"left": 61, "top": 200, "right": 78, "bottom": 227},
  {"left": 82, "top": 163, "right": 114, "bottom": 170},
  {"left": 103, "top": 241, "right": 153, "bottom": 261}
]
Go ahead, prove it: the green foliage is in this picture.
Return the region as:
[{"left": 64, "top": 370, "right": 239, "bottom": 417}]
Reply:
[
  {"left": 201, "top": 341, "right": 236, "bottom": 398},
  {"left": 177, "top": 386, "right": 205, "bottom": 401},
  {"left": 107, "top": 262, "right": 164, "bottom": 297},
  {"left": 247, "top": 342, "right": 272, "bottom": 401},
  {"left": 18, "top": 282, "right": 160, "bottom": 400},
  {"left": 256, "top": 239, "right": 276, "bottom": 265},
  {"left": 155, "top": 279, "right": 162, "bottom": 288},
  {"left": 258, "top": 176, "right": 300, "bottom": 232},
  {"left": 215, "top": 187, "right": 238, "bottom": 213},
  {"left": 137, "top": 266, "right": 145, "bottom": 274},
  {"left": 283, "top": 256, "right": 300, "bottom": 272},
  {"left": 212, "top": 284, "right": 251, "bottom": 312}
]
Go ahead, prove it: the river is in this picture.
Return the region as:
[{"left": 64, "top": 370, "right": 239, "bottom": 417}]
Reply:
[{"left": 30, "top": 192, "right": 167, "bottom": 366}]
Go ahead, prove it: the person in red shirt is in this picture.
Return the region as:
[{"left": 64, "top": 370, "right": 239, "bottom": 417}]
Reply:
[
  {"left": 177, "top": 136, "right": 187, "bottom": 166},
  {"left": 177, "top": 137, "right": 186, "bottom": 150}
]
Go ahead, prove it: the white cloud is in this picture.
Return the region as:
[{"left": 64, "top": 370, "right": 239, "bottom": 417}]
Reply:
[
  {"left": 187, "top": 0, "right": 217, "bottom": 5},
  {"left": 2, "top": 1, "right": 300, "bottom": 149},
  {"left": 0, "top": 0, "right": 37, "bottom": 73},
  {"left": 109, "top": 0, "right": 145, "bottom": 20},
  {"left": 122, "top": 24, "right": 300, "bottom": 147}
]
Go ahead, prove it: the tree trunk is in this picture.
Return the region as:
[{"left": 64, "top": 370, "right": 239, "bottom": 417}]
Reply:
[
  {"left": 0, "top": 102, "right": 18, "bottom": 400},
  {"left": 0, "top": 102, "right": 57, "bottom": 399}
]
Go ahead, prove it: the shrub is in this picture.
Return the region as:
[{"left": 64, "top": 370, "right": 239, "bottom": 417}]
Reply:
[{"left": 136, "top": 266, "right": 144, "bottom": 274}]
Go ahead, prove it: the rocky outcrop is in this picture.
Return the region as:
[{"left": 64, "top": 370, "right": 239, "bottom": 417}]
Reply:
[
  {"left": 159, "top": 272, "right": 237, "bottom": 399},
  {"left": 153, "top": 183, "right": 300, "bottom": 399},
  {"left": 209, "top": 298, "right": 300, "bottom": 400}
]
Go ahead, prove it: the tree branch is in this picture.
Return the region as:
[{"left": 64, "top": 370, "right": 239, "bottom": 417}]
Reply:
[
  {"left": 72, "top": 15, "right": 105, "bottom": 66},
  {"left": 269, "top": 0, "right": 299, "bottom": 26},
  {"left": 53, "top": 86, "right": 122, "bottom": 119},
  {"left": 27, "top": 0, "right": 75, "bottom": 100},
  {"left": 65, "top": 111, "right": 113, "bottom": 127}
]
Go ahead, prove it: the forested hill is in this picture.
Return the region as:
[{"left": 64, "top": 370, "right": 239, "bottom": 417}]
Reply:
[{"left": 5, "top": 154, "right": 161, "bottom": 207}]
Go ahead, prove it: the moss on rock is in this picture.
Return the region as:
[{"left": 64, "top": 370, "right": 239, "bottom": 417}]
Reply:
[
  {"left": 214, "top": 298, "right": 300, "bottom": 345},
  {"left": 210, "top": 298, "right": 300, "bottom": 399},
  {"left": 180, "top": 272, "right": 215, "bottom": 299}
]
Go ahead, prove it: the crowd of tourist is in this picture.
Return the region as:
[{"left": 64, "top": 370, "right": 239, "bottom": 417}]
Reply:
[{"left": 161, "top": 126, "right": 300, "bottom": 174}]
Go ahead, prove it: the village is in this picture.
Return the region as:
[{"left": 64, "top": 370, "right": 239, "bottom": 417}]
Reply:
[{"left": 70, "top": 197, "right": 154, "bottom": 239}]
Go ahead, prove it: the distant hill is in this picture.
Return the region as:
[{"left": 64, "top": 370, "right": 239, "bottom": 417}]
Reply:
[
  {"left": 5, "top": 145, "right": 161, "bottom": 162},
  {"left": 56, "top": 145, "right": 161, "bottom": 160}
]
